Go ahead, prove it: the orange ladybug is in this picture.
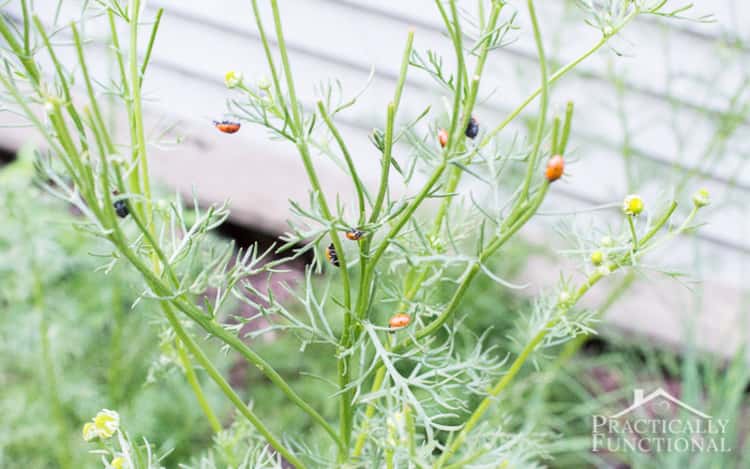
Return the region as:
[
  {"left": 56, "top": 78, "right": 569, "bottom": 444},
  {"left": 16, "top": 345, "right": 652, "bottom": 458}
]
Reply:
[
  {"left": 325, "top": 243, "right": 340, "bottom": 267},
  {"left": 214, "top": 120, "right": 241, "bottom": 134},
  {"left": 388, "top": 312, "right": 411, "bottom": 330},
  {"left": 438, "top": 129, "right": 448, "bottom": 148},
  {"left": 345, "top": 228, "right": 363, "bottom": 241},
  {"left": 545, "top": 155, "right": 564, "bottom": 182}
]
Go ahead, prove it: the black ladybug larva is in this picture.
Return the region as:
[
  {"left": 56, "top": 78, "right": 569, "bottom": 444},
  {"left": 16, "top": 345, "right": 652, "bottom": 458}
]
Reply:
[
  {"left": 112, "top": 191, "right": 129, "bottom": 218},
  {"left": 345, "top": 228, "right": 364, "bottom": 241},
  {"left": 325, "top": 243, "right": 340, "bottom": 267},
  {"left": 465, "top": 116, "right": 479, "bottom": 139},
  {"left": 114, "top": 199, "right": 129, "bottom": 218}
]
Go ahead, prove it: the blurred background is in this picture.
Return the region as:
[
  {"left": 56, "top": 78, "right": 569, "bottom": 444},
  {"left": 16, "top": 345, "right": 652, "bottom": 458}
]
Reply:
[{"left": 1, "top": 0, "right": 749, "bottom": 467}]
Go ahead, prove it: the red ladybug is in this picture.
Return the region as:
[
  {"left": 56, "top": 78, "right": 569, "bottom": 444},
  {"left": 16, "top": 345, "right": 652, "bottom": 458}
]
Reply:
[
  {"left": 325, "top": 243, "right": 340, "bottom": 267},
  {"left": 345, "top": 228, "right": 364, "bottom": 241},
  {"left": 438, "top": 129, "right": 448, "bottom": 148},
  {"left": 388, "top": 313, "right": 411, "bottom": 330},
  {"left": 214, "top": 120, "right": 241, "bottom": 134},
  {"left": 545, "top": 155, "right": 564, "bottom": 182}
]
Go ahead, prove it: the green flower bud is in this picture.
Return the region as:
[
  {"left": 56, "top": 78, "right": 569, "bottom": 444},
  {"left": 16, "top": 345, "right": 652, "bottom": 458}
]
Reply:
[
  {"left": 692, "top": 188, "right": 710, "bottom": 208},
  {"left": 590, "top": 250, "right": 604, "bottom": 266},
  {"left": 224, "top": 70, "right": 243, "bottom": 89}
]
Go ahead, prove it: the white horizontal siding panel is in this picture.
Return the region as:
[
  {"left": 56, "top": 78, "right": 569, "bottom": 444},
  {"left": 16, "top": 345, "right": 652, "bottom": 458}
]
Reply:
[{"left": 4, "top": 1, "right": 750, "bottom": 253}]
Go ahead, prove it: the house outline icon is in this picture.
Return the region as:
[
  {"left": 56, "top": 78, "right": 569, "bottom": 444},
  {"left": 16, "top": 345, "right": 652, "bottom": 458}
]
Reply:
[{"left": 608, "top": 388, "right": 712, "bottom": 420}]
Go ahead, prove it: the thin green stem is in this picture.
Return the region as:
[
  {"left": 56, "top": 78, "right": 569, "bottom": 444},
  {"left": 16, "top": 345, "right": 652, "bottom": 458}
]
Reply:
[
  {"left": 370, "top": 29, "right": 414, "bottom": 224},
  {"left": 250, "top": 0, "right": 288, "bottom": 118},
  {"left": 33, "top": 16, "right": 87, "bottom": 144},
  {"left": 480, "top": 8, "right": 640, "bottom": 148},
  {"left": 20, "top": 0, "right": 30, "bottom": 55},
  {"left": 627, "top": 215, "right": 639, "bottom": 251},
  {"left": 416, "top": 183, "right": 549, "bottom": 341},
  {"left": 370, "top": 103, "right": 396, "bottom": 223},
  {"left": 0, "top": 12, "right": 40, "bottom": 84},
  {"left": 174, "top": 330, "right": 223, "bottom": 434},
  {"left": 128, "top": 0, "right": 152, "bottom": 223},
  {"left": 34, "top": 278, "right": 73, "bottom": 469},
  {"left": 317, "top": 101, "right": 367, "bottom": 225},
  {"left": 71, "top": 22, "right": 115, "bottom": 152},
  {"left": 267, "top": 0, "right": 353, "bottom": 453},
  {"left": 351, "top": 366, "right": 386, "bottom": 457},
  {"left": 519, "top": 0, "right": 549, "bottom": 203},
  {"left": 162, "top": 304, "right": 304, "bottom": 468},
  {"left": 139, "top": 8, "right": 164, "bottom": 87}
]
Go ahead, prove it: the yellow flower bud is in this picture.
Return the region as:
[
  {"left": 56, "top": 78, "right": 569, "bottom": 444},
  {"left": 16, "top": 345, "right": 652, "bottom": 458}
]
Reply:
[
  {"left": 111, "top": 456, "right": 125, "bottom": 469},
  {"left": 692, "top": 188, "right": 710, "bottom": 208},
  {"left": 83, "top": 409, "right": 120, "bottom": 441},
  {"left": 224, "top": 70, "right": 243, "bottom": 89},
  {"left": 82, "top": 422, "right": 97, "bottom": 441},
  {"left": 600, "top": 236, "right": 614, "bottom": 248},
  {"left": 257, "top": 75, "right": 271, "bottom": 90},
  {"left": 590, "top": 250, "right": 604, "bottom": 266},
  {"left": 622, "top": 194, "right": 644, "bottom": 216}
]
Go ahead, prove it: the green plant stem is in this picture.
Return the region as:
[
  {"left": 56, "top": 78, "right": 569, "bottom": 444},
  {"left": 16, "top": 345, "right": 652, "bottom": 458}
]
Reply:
[
  {"left": 0, "top": 12, "right": 40, "bottom": 84},
  {"left": 267, "top": 0, "right": 353, "bottom": 454},
  {"left": 33, "top": 17, "right": 87, "bottom": 143},
  {"left": 128, "top": 0, "right": 152, "bottom": 223},
  {"left": 174, "top": 330, "right": 223, "bottom": 433},
  {"left": 550, "top": 272, "right": 636, "bottom": 373},
  {"left": 317, "top": 101, "right": 367, "bottom": 224},
  {"left": 351, "top": 366, "right": 386, "bottom": 457},
  {"left": 442, "top": 0, "right": 465, "bottom": 155},
  {"left": 98, "top": 205, "right": 343, "bottom": 450},
  {"left": 250, "top": 0, "right": 288, "bottom": 118},
  {"left": 108, "top": 284, "right": 125, "bottom": 405},
  {"left": 627, "top": 215, "right": 639, "bottom": 250},
  {"left": 370, "top": 29, "right": 414, "bottom": 224},
  {"left": 480, "top": 7, "right": 640, "bottom": 148},
  {"left": 416, "top": 183, "right": 549, "bottom": 341},
  {"left": 35, "top": 280, "right": 73, "bottom": 469},
  {"left": 162, "top": 304, "right": 304, "bottom": 468},
  {"left": 139, "top": 8, "right": 164, "bottom": 87},
  {"left": 435, "top": 202, "right": 680, "bottom": 466},
  {"left": 519, "top": 0, "right": 549, "bottom": 203}
]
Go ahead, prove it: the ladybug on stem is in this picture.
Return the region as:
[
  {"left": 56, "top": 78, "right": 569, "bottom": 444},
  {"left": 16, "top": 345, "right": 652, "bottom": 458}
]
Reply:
[
  {"left": 112, "top": 191, "right": 129, "bottom": 218},
  {"left": 545, "top": 155, "right": 564, "bottom": 182},
  {"left": 438, "top": 129, "right": 448, "bottom": 148},
  {"left": 465, "top": 116, "right": 479, "bottom": 139},
  {"left": 325, "top": 243, "right": 340, "bottom": 267},
  {"left": 214, "top": 120, "right": 241, "bottom": 134},
  {"left": 388, "top": 312, "right": 411, "bottom": 330},
  {"left": 345, "top": 228, "right": 364, "bottom": 241}
]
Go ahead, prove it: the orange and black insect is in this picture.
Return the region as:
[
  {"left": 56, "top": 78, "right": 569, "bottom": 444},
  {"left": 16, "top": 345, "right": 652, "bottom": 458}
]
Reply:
[
  {"left": 112, "top": 191, "right": 129, "bottom": 218},
  {"left": 214, "top": 120, "right": 241, "bottom": 134},
  {"left": 388, "top": 313, "right": 411, "bottom": 330},
  {"left": 545, "top": 154, "right": 564, "bottom": 182},
  {"left": 438, "top": 129, "right": 448, "bottom": 148},
  {"left": 345, "top": 228, "right": 364, "bottom": 241},
  {"left": 325, "top": 243, "right": 340, "bottom": 267},
  {"left": 465, "top": 116, "right": 479, "bottom": 139}
]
